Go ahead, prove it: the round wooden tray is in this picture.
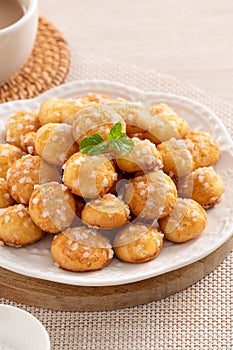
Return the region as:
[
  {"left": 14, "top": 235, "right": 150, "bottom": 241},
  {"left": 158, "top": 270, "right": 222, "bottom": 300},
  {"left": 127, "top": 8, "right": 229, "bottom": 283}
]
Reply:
[
  {"left": 0, "top": 17, "right": 70, "bottom": 103},
  {"left": 0, "top": 236, "right": 232, "bottom": 311}
]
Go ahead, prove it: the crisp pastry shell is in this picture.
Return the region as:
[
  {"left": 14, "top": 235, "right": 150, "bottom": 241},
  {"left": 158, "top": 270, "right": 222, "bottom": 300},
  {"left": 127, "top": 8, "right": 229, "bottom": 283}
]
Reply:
[
  {"left": 0, "top": 204, "right": 44, "bottom": 247},
  {"left": 81, "top": 194, "right": 130, "bottom": 229},
  {"left": 51, "top": 227, "right": 114, "bottom": 272},
  {"left": 114, "top": 223, "right": 163, "bottom": 263},
  {"left": 159, "top": 198, "right": 208, "bottom": 243}
]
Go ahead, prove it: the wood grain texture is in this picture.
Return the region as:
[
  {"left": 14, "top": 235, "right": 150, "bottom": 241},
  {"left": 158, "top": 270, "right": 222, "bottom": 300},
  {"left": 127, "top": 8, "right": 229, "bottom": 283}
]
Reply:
[
  {"left": 39, "top": 0, "right": 233, "bottom": 103},
  {"left": 0, "top": 236, "right": 232, "bottom": 311}
]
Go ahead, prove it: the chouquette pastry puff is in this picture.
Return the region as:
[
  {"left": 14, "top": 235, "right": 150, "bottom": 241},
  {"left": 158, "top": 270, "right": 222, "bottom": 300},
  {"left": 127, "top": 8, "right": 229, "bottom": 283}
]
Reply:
[
  {"left": 35, "top": 123, "right": 79, "bottom": 165},
  {"left": 6, "top": 155, "right": 59, "bottom": 204},
  {"left": 51, "top": 226, "right": 114, "bottom": 272},
  {"left": 157, "top": 138, "right": 193, "bottom": 177},
  {"left": 0, "top": 204, "right": 44, "bottom": 247},
  {"left": 20, "top": 131, "right": 36, "bottom": 155},
  {"left": 113, "top": 223, "right": 163, "bottom": 263},
  {"left": 116, "top": 137, "right": 163, "bottom": 173},
  {"left": 149, "top": 103, "right": 189, "bottom": 140},
  {"left": 81, "top": 194, "right": 130, "bottom": 229},
  {"left": 60, "top": 93, "right": 120, "bottom": 125},
  {"left": 124, "top": 170, "right": 177, "bottom": 220},
  {"left": 0, "top": 178, "right": 15, "bottom": 208},
  {"left": 158, "top": 198, "right": 207, "bottom": 243},
  {"left": 72, "top": 104, "right": 126, "bottom": 145},
  {"left": 178, "top": 167, "right": 224, "bottom": 208},
  {"left": 184, "top": 131, "right": 220, "bottom": 169},
  {"left": 29, "top": 182, "right": 75, "bottom": 233},
  {"left": 38, "top": 98, "right": 84, "bottom": 125},
  {"left": 0, "top": 144, "right": 23, "bottom": 179},
  {"left": 135, "top": 104, "right": 185, "bottom": 145},
  {"left": 109, "top": 102, "right": 151, "bottom": 135},
  {"left": 42, "top": 94, "right": 116, "bottom": 126},
  {"left": 63, "top": 152, "right": 117, "bottom": 198},
  {"left": 4, "top": 111, "right": 40, "bottom": 148}
]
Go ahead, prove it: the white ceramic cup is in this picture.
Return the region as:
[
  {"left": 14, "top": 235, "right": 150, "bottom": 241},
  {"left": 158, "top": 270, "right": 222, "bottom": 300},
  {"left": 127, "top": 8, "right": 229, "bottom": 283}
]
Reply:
[
  {"left": 0, "top": 305, "right": 50, "bottom": 350},
  {"left": 0, "top": 0, "right": 38, "bottom": 86}
]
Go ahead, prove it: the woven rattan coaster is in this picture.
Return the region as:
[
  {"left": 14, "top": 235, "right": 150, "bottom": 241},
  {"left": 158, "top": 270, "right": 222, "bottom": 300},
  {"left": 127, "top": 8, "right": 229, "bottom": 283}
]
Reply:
[{"left": 0, "top": 17, "right": 70, "bottom": 103}]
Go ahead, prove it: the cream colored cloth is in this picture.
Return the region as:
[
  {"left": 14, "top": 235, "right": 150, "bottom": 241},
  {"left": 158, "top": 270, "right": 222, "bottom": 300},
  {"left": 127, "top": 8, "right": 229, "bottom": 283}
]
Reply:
[{"left": 1, "top": 53, "right": 232, "bottom": 350}]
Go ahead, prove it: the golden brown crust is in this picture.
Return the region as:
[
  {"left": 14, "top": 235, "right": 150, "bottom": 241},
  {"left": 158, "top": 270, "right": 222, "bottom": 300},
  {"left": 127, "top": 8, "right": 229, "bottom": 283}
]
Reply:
[
  {"left": 6, "top": 155, "right": 58, "bottom": 205},
  {"left": 109, "top": 102, "right": 151, "bottom": 135},
  {"left": 178, "top": 167, "right": 224, "bottom": 208},
  {"left": 159, "top": 198, "right": 207, "bottom": 243},
  {"left": 184, "top": 131, "right": 220, "bottom": 169},
  {"left": 157, "top": 138, "right": 193, "bottom": 177},
  {"left": 29, "top": 182, "right": 76, "bottom": 233},
  {"left": 63, "top": 152, "right": 117, "bottom": 198},
  {"left": 35, "top": 123, "right": 79, "bottom": 165},
  {"left": 51, "top": 227, "right": 114, "bottom": 272},
  {"left": 81, "top": 194, "right": 130, "bottom": 229},
  {"left": 0, "top": 204, "right": 44, "bottom": 246},
  {"left": 72, "top": 104, "right": 126, "bottom": 145},
  {"left": 124, "top": 171, "right": 177, "bottom": 220},
  {"left": 20, "top": 131, "right": 37, "bottom": 155},
  {"left": 113, "top": 223, "right": 163, "bottom": 263},
  {"left": 149, "top": 103, "right": 189, "bottom": 139},
  {"left": 39, "top": 98, "right": 85, "bottom": 125},
  {"left": 0, "top": 143, "right": 23, "bottom": 179},
  {"left": 0, "top": 178, "right": 15, "bottom": 208},
  {"left": 116, "top": 137, "right": 163, "bottom": 173},
  {"left": 4, "top": 111, "right": 40, "bottom": 148},
  {"left": 139, "top": 103, "right": 188, "bottom": 145}
]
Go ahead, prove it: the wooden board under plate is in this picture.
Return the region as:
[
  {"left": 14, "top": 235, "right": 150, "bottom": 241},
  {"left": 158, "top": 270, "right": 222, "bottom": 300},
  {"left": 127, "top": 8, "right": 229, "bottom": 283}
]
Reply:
[{"left": 0, "top": 236, "right": 232, "bottom": 311}]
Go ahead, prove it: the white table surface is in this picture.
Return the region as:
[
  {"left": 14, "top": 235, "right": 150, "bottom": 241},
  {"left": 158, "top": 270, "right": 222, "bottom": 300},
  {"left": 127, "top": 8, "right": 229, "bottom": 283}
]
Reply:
[{"left": 39, "top": 0, "right": 233, "bottom": 103}]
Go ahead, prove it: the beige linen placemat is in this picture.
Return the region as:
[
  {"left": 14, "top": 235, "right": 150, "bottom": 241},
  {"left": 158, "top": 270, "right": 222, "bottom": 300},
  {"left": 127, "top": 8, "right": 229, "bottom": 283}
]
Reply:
[{"left": 1, "top": 53, "right": 232, "bottom": 350}]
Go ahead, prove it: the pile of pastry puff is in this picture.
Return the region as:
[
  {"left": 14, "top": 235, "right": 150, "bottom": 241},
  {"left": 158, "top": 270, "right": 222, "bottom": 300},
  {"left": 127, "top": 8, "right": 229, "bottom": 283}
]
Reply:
[{"left": 0, "top": 93, "right": 224, "bottom": 272}]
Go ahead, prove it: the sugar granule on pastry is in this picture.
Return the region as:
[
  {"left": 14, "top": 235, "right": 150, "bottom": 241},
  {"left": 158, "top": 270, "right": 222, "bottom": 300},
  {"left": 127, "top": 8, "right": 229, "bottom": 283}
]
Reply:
[
  {"left": 0, "top": 143, "right": 23, "bottom": 179},
  {"left": 124, "top": 170, "right": 177, "bottom": 220},
  {"left": 7, "top": 154, "right": 59, "bottom": 205},
  {"left": 72, "top": 104, "right": 126, "bottom": 145},
  {"left": 158, "top": 198, "right": 207, "bottom": 243},
  {"left": 63, "top": 152, "right": 117, "bottom": 198},
  {"left": 4, "top": 111, "right": 40, "bottom": 148},
  {"left": 20, "top": 131, "right": 36, "bottom": 154},
  {"left": 149, "top": 103, "right": 189, "bottom": 141},
  {"left": 0, "top": 204, "right": 44, "bottom": 247},
  {"left": 35, "top": 122, "right": 79, "bottom": 165},
  {"left": 116, "top": 137, "right": 163, "bottom": 173},
  {"left": 184, "top": 131, "right": 220, "bottom": 169},
  {"left": 0, "top": 178, "right": 15, "bottom": 208},
  {"left": 81, "top": 193, "right": 130, "bottom": 229},
  {"left": 109, "top": 102, "right": 151, "bottom": 135},
  {"left": 51, "top": 226, "right": 114, "bottom": 272},
  {"left": 178, "top": 166, "right": 224, "bottom": 208},
  {"left": 113, "top": 223, "right": 163, "bottom": 263},
  {"left": 157, "top": 138, "right": 193, "bottom": 177},
  {"left": 29, "top": 182, "right": 76, "bottom": 233}
]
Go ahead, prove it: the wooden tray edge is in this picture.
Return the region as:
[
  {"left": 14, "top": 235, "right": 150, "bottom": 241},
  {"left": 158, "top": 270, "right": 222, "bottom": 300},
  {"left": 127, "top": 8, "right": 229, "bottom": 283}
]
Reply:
[{"left": 0, "top": 235, "right": 232, "bottom": 311}]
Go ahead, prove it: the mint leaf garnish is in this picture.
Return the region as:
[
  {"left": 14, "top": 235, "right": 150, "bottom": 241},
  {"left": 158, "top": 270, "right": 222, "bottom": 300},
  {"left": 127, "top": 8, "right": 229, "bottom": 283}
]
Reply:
[
  {"left": 108, "top": 137, "right": 134, "bottom": 153},
  {"left": 80, "top": 123, "right": 134, "bottom": 155},
  {"left": 80, "top": 134, "right": 104, "bottom": 154},
  {"left": 86, "top": 142, "right": 107, "bottom": 155},
  {"left": 108, "top": 122, "right": 122, "bottom": 140}
]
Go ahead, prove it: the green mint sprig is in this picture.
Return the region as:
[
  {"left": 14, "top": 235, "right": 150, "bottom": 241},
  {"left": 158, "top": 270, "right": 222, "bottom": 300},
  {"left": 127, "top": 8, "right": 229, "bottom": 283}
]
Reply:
[{"left": 80, "top": 122, "right": 134, "bottom": 155}]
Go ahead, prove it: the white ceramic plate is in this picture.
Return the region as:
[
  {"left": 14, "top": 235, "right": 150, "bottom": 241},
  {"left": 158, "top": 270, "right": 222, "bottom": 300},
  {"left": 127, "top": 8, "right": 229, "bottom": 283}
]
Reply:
[{"left": 0, "top": 80, "right": 233, "bottom": 286}]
